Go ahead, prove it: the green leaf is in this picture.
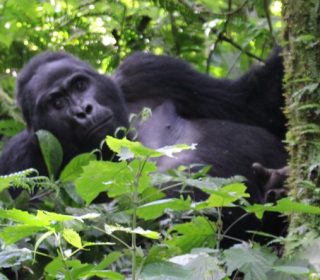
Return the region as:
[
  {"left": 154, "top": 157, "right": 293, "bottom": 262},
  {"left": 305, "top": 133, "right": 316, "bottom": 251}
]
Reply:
[
  {"left": 36, "top": 130, "right": 63, "bottom": 178},
  {"left": 205, "top": 183, "right": 249, "bottom": 207},
  {"left": 104, "top": 224, "right": 160, "bottom": 240},
  {"left": 0, "top": 208, "right": 79, "bottom": 229},
  {"left": 181, "top": 175, "right": 246, "bottom": 194},
  {"left": 145, "top": 245, "right": 181, "bottom": 265},
  {"left": 0, "top": 208, "right": 49, "bottom": 227},
  {"left": 45, "top": 257, "right": 84, "bottom": 279},
  {"left": 246, "top": 198, "right": 320, "bottom": 219},
  {"left": 166, "top": 216, "right": 216, "bottom": 253},
  {"left": 106, "top": 136, "right": 163, "bottom": 159},
  {"left": 63, "top": 228, "right": 83, "bottom": 249},
  {"left": 95, "top": 252, "right": 123, "bottom": 270},
  {"left": 80, "top": 270, "right": 125, "bottom": 279},
  {"left": 106, "top": 136, "right": 195, "bottom": 160},
  {"left": 0, "top": 225, "right": 45, "bottom": 244},
  {"left": 0, "top": 119, "right": 24, "bottom": 137},
  {"left": 140, "top": 262, "right": 192, "bottom": 280},
  {"left": 129, "top": 159, "right": 157, "bottom": 193},
  {"left": 0, "top": 273, "right": 9, "bottom": 280},
  {"left": 272, "top": 266, "right": 309, "bottom": 275},
  {"left": 74, "top": 161, "right": 128, "bottom": 204},
  {"left": 60, "top": 153, "right": 96, "bottom": 183},
  {"left": 36, "top": 210, "right": 80, "bottom": 223},
  {"left": 0, "top": 170, "right": 35, "bottom": 192},
  {"left": 170, "top": 253, "right": 226, "bottom": 280},
  {"left": 0, "top": 247, "right": 32, "bottom": 268},
  {"left": 224, "top": 244, "right": 277, "bottom": 280},
  {"left": 137, "top": 198, "right": 191, "bottom": 220},
  {"left": 75, "top": 159, "right": 157, "bottom": 204}
]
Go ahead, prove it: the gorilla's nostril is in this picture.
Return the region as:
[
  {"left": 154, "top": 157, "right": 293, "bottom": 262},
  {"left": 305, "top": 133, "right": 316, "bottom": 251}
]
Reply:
[
  {"left": 76, "top": 112, "right": 86, "bottom": 119},
  {"left": 86, "top": 104, "right": 93, "bottom": 114}
]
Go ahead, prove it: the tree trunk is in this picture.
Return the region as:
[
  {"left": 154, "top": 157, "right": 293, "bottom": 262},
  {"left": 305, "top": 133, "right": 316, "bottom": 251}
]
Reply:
[{"left": 282, "top": 0, "right": 320, "bottom": 253}]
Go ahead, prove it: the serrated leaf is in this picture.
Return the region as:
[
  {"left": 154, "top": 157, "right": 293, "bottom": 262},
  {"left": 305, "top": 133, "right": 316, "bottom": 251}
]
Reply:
[
  {"left": 0, "top": 273, "right": 9, "bottom": 280},
  {"left": 36, "top": 130, "right": 63, "bottom": 178},
  {"left": 170, "top": 253, "right": 226, "bottom": 280},
  {"left": 0, "top": 225, "right": 45, "bottom": 244},
  {"left": 140, "top": 262, "right": 192, "bottom": 280},
  {"left": 36, "top": 210, "right": 80, "bottom": 223},
  {"left": 224, "top": 244, "right": 277, "bottom": 280},
  {"left": 63, "top": 228, "right": 83, "bottom": 249},
  {"left": 106, "top": 136, "right": 162, "bottom": 159},
  {"left": 45, "top": 257, "right": 84, "bottom": 278},
  {"left": 81, "top": 270, "right": 124, "bottom": 279},
  {"left": 205, "top": 183, "right": 249, "bottom": 207},
  {"left": 272, "top": 266, "right": 309, "bottom": 275},
  {"left": 166, "top": 216, "right": 216, "bottom": 253},
  {"left": 74, "top": 161, "right": 129, "bottom": 204},
  {"left": 0, "top": 208, "right": 48, "bottom": 226},
  {"left": 106, "top": 136, "right": 195, "bottom": 160},
  {"left": 246, "top": 198, "right": 320, "bottom": 219},
  {"left": 104, "top": 224, "right": 160, "bottom": 240},
  {"left": 137, "top": 198, "right": 191, "bottom": 220},
  {"left": 95, "top": 252, "right": 123, "bottom": 270},
  {"left": 0, "top": 247, "right": 32, "bottom": 268},
  {"left": 60, "top": 153, "right": 96, "bottom": 183},
  {"left": 183, "top": 175, "right": 246, "bottom": 194}
]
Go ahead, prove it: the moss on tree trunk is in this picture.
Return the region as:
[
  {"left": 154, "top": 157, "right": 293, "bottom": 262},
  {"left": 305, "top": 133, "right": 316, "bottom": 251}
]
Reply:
[{"left": 282, "top": 0, "right": 320, "bottom": 253}]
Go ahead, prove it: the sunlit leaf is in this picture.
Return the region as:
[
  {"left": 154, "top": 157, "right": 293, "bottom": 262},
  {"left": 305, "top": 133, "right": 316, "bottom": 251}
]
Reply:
[
  {"left": 63, "top": 228, "right": 83, "bottom": 249},
  {"left": 137, "top": 198, "right": 191, "bottom": 220}
]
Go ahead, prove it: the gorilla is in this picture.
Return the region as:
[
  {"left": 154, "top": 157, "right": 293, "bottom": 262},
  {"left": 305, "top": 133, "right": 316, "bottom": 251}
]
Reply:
[{"left": 0, "top": 50, "right": 287, "bottom": 246}]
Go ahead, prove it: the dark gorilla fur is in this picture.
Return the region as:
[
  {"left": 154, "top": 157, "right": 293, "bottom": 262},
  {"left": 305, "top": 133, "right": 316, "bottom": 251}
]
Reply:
[{"left": 0, "top": 51, "right": 287, "bottom": 246}]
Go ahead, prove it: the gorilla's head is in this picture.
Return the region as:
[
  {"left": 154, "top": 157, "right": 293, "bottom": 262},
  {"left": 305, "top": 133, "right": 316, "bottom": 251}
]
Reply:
[{"left": 16, "top": 52, "right": 129, "bottom": 158}]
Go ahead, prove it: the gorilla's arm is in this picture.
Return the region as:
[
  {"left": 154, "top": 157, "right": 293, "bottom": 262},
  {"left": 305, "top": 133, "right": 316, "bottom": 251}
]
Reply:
[
  {"left": 114, "top": 49, "right": 285, "bottom": 138},
  {"left": 0, "top": 130, "right": 46, "bottom": 175}
]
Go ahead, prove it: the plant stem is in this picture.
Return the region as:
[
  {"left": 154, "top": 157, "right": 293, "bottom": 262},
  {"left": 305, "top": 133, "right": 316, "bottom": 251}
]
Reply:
[{"left": 131, "top": 157, "right": 149, "bottom": 280}]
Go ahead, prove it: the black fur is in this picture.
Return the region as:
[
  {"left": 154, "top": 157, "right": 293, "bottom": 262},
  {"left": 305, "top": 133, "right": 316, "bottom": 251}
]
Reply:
[{"left": 114, "top": 48, "right": 285, "bottom": 138}]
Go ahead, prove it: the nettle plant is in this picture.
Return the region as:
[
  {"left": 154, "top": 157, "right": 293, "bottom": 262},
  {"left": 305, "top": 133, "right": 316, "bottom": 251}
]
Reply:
[{"left": 0, "top": 132, "right": 320, "bottom": 279}]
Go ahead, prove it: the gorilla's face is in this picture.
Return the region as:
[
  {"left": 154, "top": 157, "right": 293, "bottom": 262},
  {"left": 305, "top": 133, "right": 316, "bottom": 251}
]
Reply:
[{"left": 19, "top": 54, "right": 129, "bottom": 158}]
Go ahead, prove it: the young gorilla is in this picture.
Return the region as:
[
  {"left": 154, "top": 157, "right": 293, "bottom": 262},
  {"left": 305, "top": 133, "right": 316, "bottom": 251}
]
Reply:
[{"left": 0, "top": 51, "right": 287, "bottom": 246}]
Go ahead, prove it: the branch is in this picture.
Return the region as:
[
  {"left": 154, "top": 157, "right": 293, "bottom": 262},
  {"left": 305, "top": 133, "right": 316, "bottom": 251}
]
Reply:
[
  {"left": 178, "top": 0, "right": 264, "bottom": 62},
  {"left": 263, "top": 0, "right": 276, "bottom": 45}
]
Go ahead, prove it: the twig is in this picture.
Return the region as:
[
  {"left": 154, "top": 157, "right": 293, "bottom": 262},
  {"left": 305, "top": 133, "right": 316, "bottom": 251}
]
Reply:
[
  {"left": 170, "top": 13, "right": 181, "bottom": 55},
  {"left": 178, "top": 0, "right": 263, "bottom": 63},
  {"left": 206, "top": 0, "right": 232, "bottom": 73},
  {"left": 263, "top": 0, "right": 276, "bottom": 45}
]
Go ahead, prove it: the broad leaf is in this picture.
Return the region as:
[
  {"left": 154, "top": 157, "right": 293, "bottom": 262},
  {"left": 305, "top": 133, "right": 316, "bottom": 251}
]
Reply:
[
  {"left": 137, "top": 198, "right": 191, "bottom": 220},
  {"left": 74, "top": 161, "right": 128, "bottom": 204},
  {"left": 166, "top": 216, "right": 217, "bottom": 253},
  {"left": 0, "top": 247, "right": 32, "bottom": 268},
  {"left": 104, "top": 224, "right": 160, "bottom": 240},
  {"left": 246, "top": 198, "right": 320, "bottom": 219},
  {"left": 63, "top": 228, "right": 83, "bottom": 249},
  {"left": 140, "top": 262, "right": 192, "bottom": 280},
  {"left": 36, "top": 130, "right": 63, "bottom": 178},
  {"left": 60, "top": 153, "right": 96, "bottom": 183},
  {"left": 224, "top": 244, "right": 277, "bottom": 280}
]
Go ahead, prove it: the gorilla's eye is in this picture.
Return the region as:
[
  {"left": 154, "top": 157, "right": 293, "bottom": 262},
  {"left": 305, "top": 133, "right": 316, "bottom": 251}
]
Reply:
[
  {"left": 74, "top": 79, "right": 88, "bottom": 91},
  {"left": 52, "top": 96, "right": 67, "bottom": 109}
]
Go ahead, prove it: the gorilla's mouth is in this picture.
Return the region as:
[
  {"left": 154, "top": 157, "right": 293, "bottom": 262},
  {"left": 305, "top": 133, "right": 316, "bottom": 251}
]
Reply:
[{"left": 84, "top": 115, "right": 113, "bottom": 142}]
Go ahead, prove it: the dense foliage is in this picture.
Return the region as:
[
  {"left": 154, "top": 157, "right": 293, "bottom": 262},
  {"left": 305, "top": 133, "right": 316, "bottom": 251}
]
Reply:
[{"left": 1, "top": 0, "right": 320, "bottom": 279}]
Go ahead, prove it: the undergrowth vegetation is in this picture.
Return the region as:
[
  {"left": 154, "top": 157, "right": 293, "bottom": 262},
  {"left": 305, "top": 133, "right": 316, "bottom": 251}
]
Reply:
[{"left": 0, "top": 131, "right": 320, "bottom": 279}]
